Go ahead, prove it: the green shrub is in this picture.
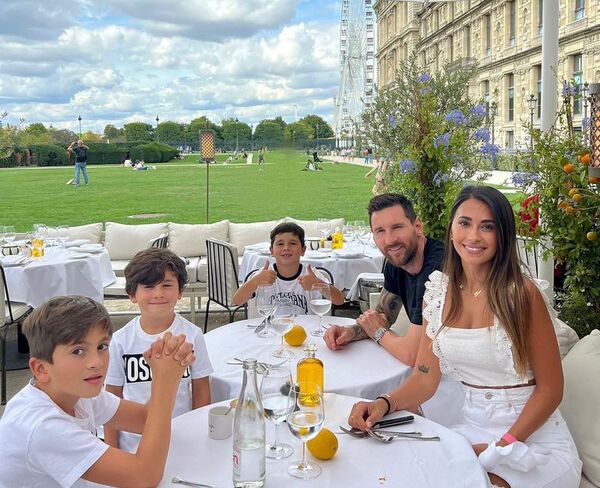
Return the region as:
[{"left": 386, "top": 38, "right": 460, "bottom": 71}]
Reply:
[
  {"left": 30, "top": 144, "right": 69, "bottom": 166},
  {"left": 83, "top": 142, "right": 130, "bottom": 165},
  {"left": 130, "top": 142, "right": 177, "bottom": 163}
]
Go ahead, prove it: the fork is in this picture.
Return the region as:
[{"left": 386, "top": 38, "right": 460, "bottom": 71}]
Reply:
[
  {"left": 171, "top": 476, "right": 215, "bottom": 487},
  {"left": 367, "top": 430, "right": 440, "bottom": 443}
]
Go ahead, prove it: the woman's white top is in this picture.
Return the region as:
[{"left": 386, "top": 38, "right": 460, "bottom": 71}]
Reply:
[{"left": 423, "top": 270, "right": 534, "bottom": 387}]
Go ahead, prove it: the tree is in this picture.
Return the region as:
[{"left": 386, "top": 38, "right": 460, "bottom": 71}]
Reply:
[
  {"left": 0, "top": 111, "right": 15, "bottom": 159},
  {"left": 284, "top": 121, "right": 313, "bottom": 147},
  {"left": 49, "top": 128, "right": 78, "bottom": 145},
  {"left": 16, "top": 123, "right": 53, "bottom": 146},
  {"left": 221, "top": 118, "right": 251, "bottom": 150},
  {"left": 300, "top": 115, "right": 334, "bottom": 140},
  {"left": 254, "top": 120, "right": 284, "bottom": 147},
  {"left": 156, "top": 121, "right": 184, "bottom": 146},
  {"left": 188, "top": 117, "right": 222, "bottom": 147},
  {"left": 81, "top": 130, "right": 103, "bottom": 142},
  {"left": 124, "top": 122, "right": 153, "bottom": 142},
  {"left": 103, "top": 124, "right": 124, "bottom": 140}
]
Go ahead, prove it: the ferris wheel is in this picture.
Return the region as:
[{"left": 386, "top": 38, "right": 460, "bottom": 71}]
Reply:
[{"left": 333, "top": 0, "right": 375, "bottom": 148}]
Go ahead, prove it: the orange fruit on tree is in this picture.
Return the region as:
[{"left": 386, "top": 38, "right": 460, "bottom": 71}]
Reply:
[
  {"left": 564, "top": 205, "right": 575, "bottom": 215},
  {"left": 558, "top": 200, "right": 569, "bottom": 209},
  {"left": 569, "top": 188, "right": 579, "bottom": 197},
  {"left": 572, "top": 193, "right": 583, "bottom": 203},
  {"left": 587, "top": 231, "right": 598, "bottom": 242},
  {"left": 563, "top": 163, "right": 575, "bottom": 174},
  {"left": 579, "top": 153, "right": 591, "bottom": 166}
]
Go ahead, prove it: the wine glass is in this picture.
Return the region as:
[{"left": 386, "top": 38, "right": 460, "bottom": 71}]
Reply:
[
  {"left": 287, "top": 381, "right": 324, "bottom": 479},
  {"left": 4, "top": 226, "right": 15, "bottom": 244},
  {"left": 309, "top": 283, "right": 332, "bottom": 337},
  {"left": 260, "top": 366, "right": 295, "bottom": 459},
  {"left": 57, "top": 225, "right": 70, "bottom": 249},
  {"left": 317, "top": 218, "right": 331, "bottom": 240},
  {"left": 255, "top": 284, "right": 276, "bottom": 338},
  {"left": 270, "top": 299, "right": 295, "bottom": 358}
]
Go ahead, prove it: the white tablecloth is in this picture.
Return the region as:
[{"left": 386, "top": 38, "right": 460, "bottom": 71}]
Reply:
[
  {"left": 206, "top": 315, "right": 411, "bottom": 403},
  {"left": 3, "top": 248, "right": 116, "bottom": 307},
  {"left": 158, "top": 394, "right": 490, "bottom": 488},
  {"left": 239, "top": 242, "right": 384, "bottom": 290}
]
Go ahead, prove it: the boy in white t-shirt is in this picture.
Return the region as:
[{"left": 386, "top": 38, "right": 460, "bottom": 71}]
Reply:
[
  {"left": 105, "top": 248, "right": 213, "bottom": 452},
  {"left": 233, "top": 222, "right": 345, "bottom": 314},
  {"left": 0, "top": 295, "right": 195, "bottom": 487}
]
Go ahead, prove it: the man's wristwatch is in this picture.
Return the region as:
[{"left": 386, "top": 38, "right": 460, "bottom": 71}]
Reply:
[{"left": 372, "top": 327, "right": 388, "bottom": 344}]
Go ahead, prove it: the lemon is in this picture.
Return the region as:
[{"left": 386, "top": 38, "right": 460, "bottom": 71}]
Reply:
[
  {"left": 307, "top": 428, "right": 338, "bottom": 460},
  {"left": 284, "top": 325, "right": 307, "bottom": 346},
  {"left": 587, "top": 231, "right": 598, "bottom": 242}
]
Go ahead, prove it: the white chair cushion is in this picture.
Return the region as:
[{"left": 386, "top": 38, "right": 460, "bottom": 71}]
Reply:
[
  {"left": 197, "top": 257, "right": 208, "bottom": 283},
  {"left": 66, "top": 223, "right": 103, "bottom": 244},
  {"left": 185, "top": 256, "right": 200, "bottom": 283},
  {"left": 111, "top": 260, "right": 129, "bottom": 277},
  {"left": 168, "top": 221, "right": 229, "bottom": 257},
  {"left": 228, "top": 220, "right": 282, "bottom": 255},
  {"left": 104, "top": 222, "right": 168, "bottom": 260},
  {"left": 561, "top": 329, "right": 600, "bottom": 486},
  {"left": 285, "top": 217, "right": 345, "bottom": 238},
  {"left": 555, "top": 318, "right": 580, "bottom": 359},
  {"left": 580, "top": 474, "right": 599, "bottom": 488}
]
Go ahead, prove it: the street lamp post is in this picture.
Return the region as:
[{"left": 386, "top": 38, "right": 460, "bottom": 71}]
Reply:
[
  {"left": 78, "top": 115, "right": 82, "bottom": 138},
  {"left": 490, "top": 101, "right": 498, "bottom": 146},
  {"left": 528, "top": 95, "right": 537, "bottom": 166},
  {"left": 315, "top": 123, "right": 319, "bottom": 150},
  {"left": 250, "top": 123, "right": 254, "bottom": 151},
  {"left": 155, "top": 115, "right": 159, "bottom": 142},
  {"left": 582, "top": 81, "right": 590, "bottom": 145},
  {"left": 235, "top": 117, "right": 239, "bottom": 152}
]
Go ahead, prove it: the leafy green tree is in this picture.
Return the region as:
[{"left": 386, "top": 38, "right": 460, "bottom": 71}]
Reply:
[
  {"left": 300, "top": 115, "right": 333, "bottom": 139},
  {"left": 81, "top": 130, "right": 103, "bottom": 142},
  {"left": 156, "top": 121, "right": 184, "bottom": 146},
  {"left": 49, "top": 128, "right": 78, "bottom": 145},
  {"left": 221, "top": 118, "right": 251, "bottom": 149},
  {"left": 0, "top": 112, "right": 16, "bottom": 159},
  {"left": 124, "top": 122, "right": 153, "bottom": 142},
  {"left": 284, "top": 121, "right": 313, "bottom": 147},
  {"left": 188, "top": 117, "right": 222, "bottom": 147},
  {"left": 254, "top": 120, "right": 284, "bottom": 147},
  {"left": 17, "top": 123, "right": 53, "bottom": 146},
  {"left": 103, "top": 124, "right": 124, "bottom": 140}
]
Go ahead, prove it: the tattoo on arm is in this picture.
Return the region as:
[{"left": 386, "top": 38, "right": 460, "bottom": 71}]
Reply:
[
  {"left": 374, "top": 289, "right": 402, "bottom": 326},
  {"left": 417, "top": 364, "right": 430, "bottom": 374},
  {"left": 351, "top": 323, "right": 369, "bottom": 341}
]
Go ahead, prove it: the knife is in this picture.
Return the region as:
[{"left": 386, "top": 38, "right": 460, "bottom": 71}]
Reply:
[{"left": 373, "top": 414, "right": 414, "bottom": 429}]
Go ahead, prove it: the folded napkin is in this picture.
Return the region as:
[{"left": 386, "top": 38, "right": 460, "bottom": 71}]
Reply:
[
  {"left": 64, "top": 239, "right": 91, "bottom": 248},
  {"left": 0, "top": 254, "right": 30, "bottom": 267}
]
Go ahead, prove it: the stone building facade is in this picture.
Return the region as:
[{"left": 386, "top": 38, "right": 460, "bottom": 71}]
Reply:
[{"left": 374, "top": 0, "right": 600, "bottom": 150}]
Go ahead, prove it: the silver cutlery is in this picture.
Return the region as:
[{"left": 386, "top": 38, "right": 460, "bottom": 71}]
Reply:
[
  {"left": 339, "top": 425, "right": 439, "bottom": 442},
  {"left": 171, "top": 476, "right": 215, "bottom": 487}
]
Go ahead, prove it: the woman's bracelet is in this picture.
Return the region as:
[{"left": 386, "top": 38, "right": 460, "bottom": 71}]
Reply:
[{"left": 501, "top": 432, "right": 518, "bottom": 444}]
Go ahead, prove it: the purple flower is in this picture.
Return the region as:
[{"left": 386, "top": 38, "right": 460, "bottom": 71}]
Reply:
[
  {"left": 511, "top": 172, "right": 541, "bottom": 187},
  {"left": 445, "top": 109, "right": 466, "bottom": 125},
  {"left": 418, "top": 73, "right": 432, "bottom": 83},
  {"left": 387, "top": 114, "right": 398, "bottom": 129},
  {"left": 433, "top": 133, "right": 450, "bottom": 149},
  {"left": 480, "top": 143, "right": 500, "bottom": 158},
  {"left": 470, "top": 104, "right": 487, "bottom": 119},
  {"left": 433, "top": 171, "right": 450, "bottom": 187},
  {"left": 562, "top": 81, "right": 573, "bottom": 98},
  {"left": 399, "top": 159, "right": 417, "bottom": 173},
  {"left": 473, "top": 127, "right": 491, "bottom": 143},
  {"left": 420, "top": 87, "right": 431, "bottom": 95}
]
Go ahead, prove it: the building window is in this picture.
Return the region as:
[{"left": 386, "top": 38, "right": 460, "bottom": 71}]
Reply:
[
  {"left": 538, "top": 0, "right": 543, "bottom": 34},
  {"left": 464, "top": 25, "right": 471, "bottom": 59},
  {"left": 482, "top": 80, "right": 490, "bottom": 121},
  {"left": 506, "top": 130, "right": 515, "bottom": 149},
  {"left": 507, "top": 73, "right": 515, "bottom": 122},
  {"left": 575, "top": 0, "right": 585, "bottom": 19},
  {"left": 508, "top": 1, "right": 516, "bottom": 47},
  {"left": 536, "top": 65, "right": 542, "bottom": 119},
  {"left": 484, "top": 14, "right": 492, "bottom": 55},
  {"left": 573, "top": 53, "right": 583, "bottom": 115},
  {"left": 448, "top": 35, "right": 454, "bottom": 62}
]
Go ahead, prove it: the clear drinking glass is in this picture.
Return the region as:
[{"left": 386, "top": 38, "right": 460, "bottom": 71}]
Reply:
[
  {"left": 260, "top": 366, "right": 295, "bottom": 459},
  {"left": 4, "top": 226, "right": 15, "bottom": 244},
  {"left": 317, "top": 218, "right": 331, "bottom": 240},
  {"left": 270, "top": 299, "right": 295, "bottom": 358},
  {"left": 255, "top": 284, "right": 276, "bottom": 338},
  {"left": 309, "top": 283, "right": 332, "bottom": 337},
  {"left": 287, "top": 382, "right": 324, "bottom": 479},
  {"left": 57, "top": 225, "right": 69, "bottom": 249}
]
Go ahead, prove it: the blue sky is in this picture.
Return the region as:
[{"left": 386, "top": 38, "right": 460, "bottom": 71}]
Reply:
[{"left": 0, "top": 0, "right": 342, "bottom": 133}]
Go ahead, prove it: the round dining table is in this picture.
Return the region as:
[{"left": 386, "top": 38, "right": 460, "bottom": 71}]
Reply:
[
  {"left": 239, "top": 242, "right": 384, "bottom": 290},
  {"left": 206, "top": 315, "right": 411, "bottom": 404},
  {"left": 2, "top": 246, "right": 116, "bottom": 308},
  {"left": 157, "top": 394, "right": 490, "bottom": 487}
]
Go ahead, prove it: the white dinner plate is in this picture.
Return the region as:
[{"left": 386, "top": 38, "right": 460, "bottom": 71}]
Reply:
[
  {"left": 67, "top": 251, "right": 92, "bottom": 259},
  {"left": 325, "top": 316, "right": 356, "bottom": 327},
  {"left": 304, "top": 250, "right": 330, "bottom": 259},
  {"left": 0, "top": 255, "right": 30, "bottom": 267},
  {"left": 76, "top": 244, "right": 104, "bottom": 253},
  {"left": 64, "top": 239, "right": 90, "bottom": 248},
  {"left": 331, "top": 250, "right": 364, "bottom": 259}
]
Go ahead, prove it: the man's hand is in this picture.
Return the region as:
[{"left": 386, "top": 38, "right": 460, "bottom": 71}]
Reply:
[
  {"left": 323, "top": 324, "right": 356, "bottom": 350},
  {"left": 298, "top": 265, "right": 324, "bottom": 291},
  {"left": 348, "top": 399, "right": 387, "bottom": 430},
  {"left": 251, "top": 260, "right": 277, "bottom": 286},
  {"left": 356, "top": 309, "right": 388, "bottom": 338}
]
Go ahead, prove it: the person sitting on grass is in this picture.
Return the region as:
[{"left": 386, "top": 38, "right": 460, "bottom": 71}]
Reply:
[
  {"left": 0, "top": 295, "right": 195, "bottom": 487},
  {"left": 233, "top": 222, "right": 345, "bottom": 315},
  {"left": 104, "top": 248, "right": 213, "bottom": 452}
]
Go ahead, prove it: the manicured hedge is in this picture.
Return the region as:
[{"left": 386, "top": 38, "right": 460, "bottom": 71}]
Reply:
[
  {"left": 130, "top": 142, "right": 178, "bottom": 163},
  {"left": 29, "top": 144, "right": 69, "bottom": 167}
]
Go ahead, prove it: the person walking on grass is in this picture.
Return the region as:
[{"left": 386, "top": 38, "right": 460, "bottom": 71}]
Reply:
[{"left": 68, "top": 140, "right": 90, "bottom": 187}]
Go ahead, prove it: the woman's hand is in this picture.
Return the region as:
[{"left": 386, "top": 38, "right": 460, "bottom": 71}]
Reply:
[{"left": 348, "top": 398, "right": 388, "bottom": 430}]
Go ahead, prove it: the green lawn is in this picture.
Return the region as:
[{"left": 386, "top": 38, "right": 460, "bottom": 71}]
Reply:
[{"left": 1, "top": 151, "right": 375, "bottom": 231}]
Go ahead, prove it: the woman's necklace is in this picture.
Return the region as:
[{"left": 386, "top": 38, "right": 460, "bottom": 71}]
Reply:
[{"left": 458, "top": 283, "right": 483, "bottom": 298}]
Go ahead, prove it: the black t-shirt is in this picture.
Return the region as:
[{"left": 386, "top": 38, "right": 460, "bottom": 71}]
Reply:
[
  {"left": 72, "top": 146, "right": 88, "bottom": 162},
  {"left": 383, "top": 238, "right": 444, "bottom": 325}
]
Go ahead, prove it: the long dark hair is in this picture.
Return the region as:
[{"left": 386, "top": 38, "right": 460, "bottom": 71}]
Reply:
[{"left": 443, "top": 186, "right": 531, "bottom": 375}]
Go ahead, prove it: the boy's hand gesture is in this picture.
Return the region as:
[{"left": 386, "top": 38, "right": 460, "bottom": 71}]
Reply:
[
  {"left": 252, "top": 260, "right": 277, "bottom": 286},
  {"left": 299, "top": 265, "right": 324, "bottom": 291},
  {"left": 143, "top": 332, "right": 195, "bottom": 382}
]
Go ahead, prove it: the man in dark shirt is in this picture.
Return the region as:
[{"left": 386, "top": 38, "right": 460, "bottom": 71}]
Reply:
[
  {"left": 68, "top": 140, "right": 90, "bottom": 186},
  {"left": 324, "top": 194, "right": 444, "bottom": 367}
]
